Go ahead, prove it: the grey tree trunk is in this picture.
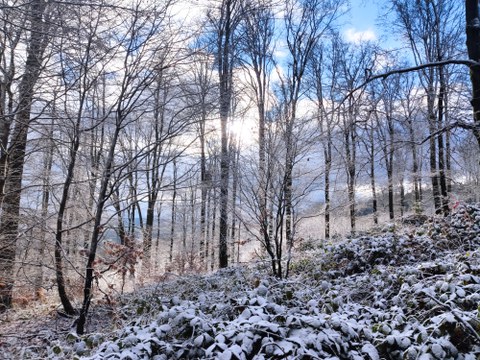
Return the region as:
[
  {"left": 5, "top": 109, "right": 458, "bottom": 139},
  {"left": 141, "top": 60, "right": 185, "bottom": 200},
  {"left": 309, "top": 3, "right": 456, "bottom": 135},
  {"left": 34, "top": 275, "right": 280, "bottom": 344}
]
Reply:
[
  {"left": 169, "top": 158, "right": 177, "bottom": 264},
  {"left": 369, "top": 125, "right": 378, "bottom": 225},
  {"left": 76, "top": 122, "right": 122, "bottom": 334},
  {"left": 437, "top": 65, "right": 449, "bottom": 215},
  {"left": 345, "top": 100, "right": 357, "bottom": 235},
  {"left": 427, "top": 80, "right": 442, "bottom": 213},
  {"left": 216, "top": 0, "right": 238, "bottom": 269},
  {"left": 200, "top": 118, "right": 207, "bottom": 264},
  {"left": 205, "top": 187, "right": 212, "bottom": 271},
  {"left": 35, "top": 122, "right": 54, "bottom": 300},
  {"left": 466, "top": 0, "right": 480, "bottom": 150},
  {"left": 230, "top": 139, "right": 240, "bottom": 263},
  {"left": 407, "top": 116, "right": 422, "bottom": 213},
  {"left": 211, "top": 186, "right": 218, "bottom": 271},
  {"left": 0, "top": 0, "right": 49, "bottom": 311},
  {"left": 142, "top": 76, "right": 166, "bottom": 277}
]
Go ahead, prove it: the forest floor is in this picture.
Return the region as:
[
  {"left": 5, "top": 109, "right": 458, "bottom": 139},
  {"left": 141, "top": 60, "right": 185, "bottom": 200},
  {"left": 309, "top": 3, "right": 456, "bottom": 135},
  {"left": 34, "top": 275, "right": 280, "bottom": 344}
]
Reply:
[{"left": 1, "top": 203, "right": 480, "bottom": 359}]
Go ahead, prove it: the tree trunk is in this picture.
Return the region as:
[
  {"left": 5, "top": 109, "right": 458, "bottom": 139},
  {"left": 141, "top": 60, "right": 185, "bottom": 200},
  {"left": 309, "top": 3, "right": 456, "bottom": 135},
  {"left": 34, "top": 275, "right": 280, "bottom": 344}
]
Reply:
[
  {"left": 211, "top": 187, "right": 218, "bottom": 272},
  {"left": 217, "top": 0, "right": 238, "bottom": 269},
  {"left": 399, "top": 173, "right": 406, "bottom": 217},
  {"left": 407, "top": 116, "right": 422, "bottom": 213},
  {"left": 76, "top": 119, "right": 122, "bottom": 334},
  {"left": 230, "top": 140, "right": 239, "bottom": 263},
  {"left": 387, "top": 113, "right": 395, "bottom": 221},
  {"left": 190, "top": 188, "right": 196, "bottom": 267},
  {"left": 181, "top": 194, "right": 187, "bottom": 273},
  {"left": 35, "top": 123, "right": 54, "bottom": 300},
  {"left": 465, "top": 0, "right": 480, "bottom": 149},
  {"left": 142, "top": 75, "right": 166, "bottom": 277},
  {"left": 169, "top": 158, "right": 177, "bottom": 263},
  {"left": 142, "top": 203, "right": 155, "bottom": 277},
  {"left": 369, "top": 126, "right": 378, "bottom": 225},
  {"left": 218, "top": 103, "right": 230, "bottom": 269},
  {"left": 284, "top": 119, "right": 294, "bottom": 273},
  {"left": 112, "top": 188, "right": 127, "bottom": 244},
  {"left": 345, "top": 106, "right": 356, "bottom": 235},
  {"left": 0, "top": 0, "right": 49, "bottom": 311},
  {"left": 54, "top": 133, "right": 79, "bottom": 315},
  {"left": 424, "top": 69, "right": 443, "bottom": 214},
  {"left": 0, "top": 7, "right": 23, "bottom": 206},
  {"left": 205, "top": 187, "right": 211, "bottom": 272},
  {"left": 199, "top": 118, "right": 207, "bottom": 265},
  {"left": 446, "top": 128, "right": 452, "bottom": 193},
  {"left": 437, "top": 66, "right": 449, "bottom": 215},
  {"left": 324, "top": 139, "right": 332, "bottom": 237},
  {"left": 54, "top": 27, "right": 101, "bottom": 314},
  {"left": 387, "top": 166, "right": 394, "bottom": 220},
  {"left": 154, "top": 199, "right": 163, "bottom": 272}
]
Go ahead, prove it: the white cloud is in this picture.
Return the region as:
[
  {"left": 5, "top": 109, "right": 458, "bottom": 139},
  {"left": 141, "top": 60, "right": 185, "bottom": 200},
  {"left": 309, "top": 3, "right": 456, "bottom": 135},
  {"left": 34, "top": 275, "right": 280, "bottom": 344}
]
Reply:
[{"left": 344, "top": 28, "right": 377, "bottom": 44}]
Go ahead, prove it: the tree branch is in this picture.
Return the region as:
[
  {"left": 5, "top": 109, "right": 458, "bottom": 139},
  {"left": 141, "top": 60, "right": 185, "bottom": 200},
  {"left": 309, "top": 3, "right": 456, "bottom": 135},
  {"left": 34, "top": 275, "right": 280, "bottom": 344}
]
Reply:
[{"left": 349, "top": 59, "right": 478, "bottom": 97}]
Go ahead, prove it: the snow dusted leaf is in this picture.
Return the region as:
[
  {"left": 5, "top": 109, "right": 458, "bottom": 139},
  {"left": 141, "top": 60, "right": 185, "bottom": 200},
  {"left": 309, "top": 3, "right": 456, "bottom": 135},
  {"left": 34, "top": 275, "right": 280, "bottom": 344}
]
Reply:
[
  {"left": 302, "top": 316, "right": 324, "bottom": 329},
  {"left": 218, "top": 349, "right": 233, "bottom": 360},
  {"left": 122, "top": 335, "right": 139, "bottom": 347},
  {"left": 361, "top": 343, "right": 379, "bottom": 360},
  {"left": 397, "top": 336, "right": 411, "bottom": 350},
  {"left": 104, "top": 343, "right": 120, "bottom": 355},
  {"left": 380, "top": 324, "right": 391, "bottom": 335},
  {"left": 215, "top": 334, "right": 226, "bottom": 344},
  {"left": 46, "top": 205, "right": 480, "bottom": 360},
  {"left": 228, "top": 344, "right": 244, "bottom": 359},
  {"left": 249, "top": 315, "right": 263, "bottom": 323},
  {"left": 431, "top": 343, "right": 446, "bottom": 358},
  {"left": 194, "top": 334, "right": 204, "bottom": 347},
  {"left": 455, "top": 286, "right": 466, "bottom": 298},
  {"left": 340, "top": 320, "right": 358, "bottom": 339},
  {"left": 73, "top": 341, "right": 87, "bottom": 356},
  {"left": 239, "top": 308, "right": 251, "bottom": 319},
  {"left": 171, "top": 296, "right": 181, "bottom": 306},
  {"left": 256, "top": 285, "right": 268, "bottom": 297},
  {"left": 240, "top": 334, "right": 254, "bottom": 353},
  {"left": 385, "top": 335, "right": 395, "bottom": 346}
]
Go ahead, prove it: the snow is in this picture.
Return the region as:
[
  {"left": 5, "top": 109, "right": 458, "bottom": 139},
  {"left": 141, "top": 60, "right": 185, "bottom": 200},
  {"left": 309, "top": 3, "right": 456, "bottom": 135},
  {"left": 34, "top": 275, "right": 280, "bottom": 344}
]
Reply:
[
  {"left": 361, "top": 343, "right": 379, "bottom": 360},
  {"left": 5, "top": 204, "right": 480, "bottom": 359}
]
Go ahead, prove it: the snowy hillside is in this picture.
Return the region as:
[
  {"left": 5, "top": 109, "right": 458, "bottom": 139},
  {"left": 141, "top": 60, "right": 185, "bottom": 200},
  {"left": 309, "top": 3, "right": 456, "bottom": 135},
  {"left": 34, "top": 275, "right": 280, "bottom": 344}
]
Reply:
[{"left": 9, "top": 204, "right": 480, "bottom": 359}]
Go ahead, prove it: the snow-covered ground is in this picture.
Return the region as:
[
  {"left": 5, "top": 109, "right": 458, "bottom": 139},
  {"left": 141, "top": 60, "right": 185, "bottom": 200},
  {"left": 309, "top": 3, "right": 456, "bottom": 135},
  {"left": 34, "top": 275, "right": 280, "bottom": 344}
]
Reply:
[{"left": 3, "top": 204, "right": 480, "bottom": 359}]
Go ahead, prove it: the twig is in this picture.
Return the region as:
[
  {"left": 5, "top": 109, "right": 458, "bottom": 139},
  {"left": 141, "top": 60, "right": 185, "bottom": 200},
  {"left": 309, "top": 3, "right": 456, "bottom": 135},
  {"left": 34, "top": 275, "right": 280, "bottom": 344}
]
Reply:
[
  {"left": 0, "top": 333, "right": 43, "bottom": 339},
  {"left": 422, "top": 290, "right": 480, "bottom": 343}
]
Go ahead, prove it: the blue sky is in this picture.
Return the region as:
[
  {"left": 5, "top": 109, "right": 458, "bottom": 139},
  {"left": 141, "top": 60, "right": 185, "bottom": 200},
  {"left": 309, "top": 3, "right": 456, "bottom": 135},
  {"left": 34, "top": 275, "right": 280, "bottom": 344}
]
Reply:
[
  {"left": 349, "top": 1, "right": 380, "bottom": 29},
  {"left": 344, "top": 0, "right": 387, "bottom": 43}
]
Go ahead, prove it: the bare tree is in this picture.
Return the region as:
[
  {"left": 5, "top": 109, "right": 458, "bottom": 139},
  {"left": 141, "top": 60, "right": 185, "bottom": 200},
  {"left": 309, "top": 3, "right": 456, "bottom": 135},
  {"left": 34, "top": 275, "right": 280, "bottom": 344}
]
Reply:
[
  {"left": 307, "top": 43, "right": 337, "bottom": 238},
  {"left": 398, "top": 74, "right": 424, "bottom": 213},
  {"left": 182, "top": 47, "right": 217, "bottom": 265},
  {"left": 0, "top": 0, "right": 52, "bottom": 311},
  {"left": 141, "top": 54, "right": 184, "bottom": 278},
  {"left": 376, "top": 73, "right": 402, "bottom": 221},
  {"left": 281, "top": 0, "right": 344, "bottom": 265},
  {"left": 76, "top": 0, "right": 177, "bottom": 334},
  {"left": 208, "top": 0, "right": 243, "bottom": 268},
  {"left": 391, "top": 0, "right": 463, "bottom": 214},
  {"left": 50, "top": 2, "right": 119, "bottom": 316},
  {"left": 240, "top": 0, "right": 275, "bottom": 247},
  {"left": 332, "top": 37, "right": 374, "bottom": 234}
]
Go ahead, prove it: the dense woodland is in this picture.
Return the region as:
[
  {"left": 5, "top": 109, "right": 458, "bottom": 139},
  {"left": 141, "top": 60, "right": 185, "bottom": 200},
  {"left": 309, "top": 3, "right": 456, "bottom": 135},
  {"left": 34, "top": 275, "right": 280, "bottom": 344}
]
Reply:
[{"left": 0, "top": 0, "right": 480, "bottom": 341}]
